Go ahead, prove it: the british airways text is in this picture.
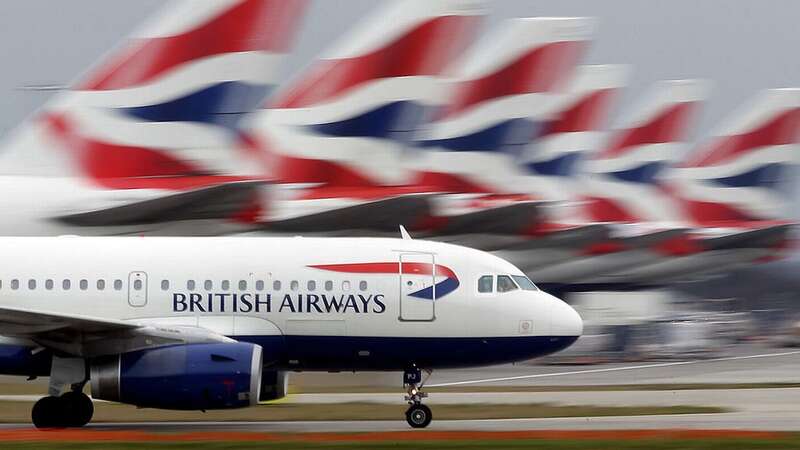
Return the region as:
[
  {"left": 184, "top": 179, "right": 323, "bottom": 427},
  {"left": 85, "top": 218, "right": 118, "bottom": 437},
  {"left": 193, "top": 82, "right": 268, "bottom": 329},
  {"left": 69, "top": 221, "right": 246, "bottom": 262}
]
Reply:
[{"left": 172, "top": 292, "right": 387, "bottom": 314}]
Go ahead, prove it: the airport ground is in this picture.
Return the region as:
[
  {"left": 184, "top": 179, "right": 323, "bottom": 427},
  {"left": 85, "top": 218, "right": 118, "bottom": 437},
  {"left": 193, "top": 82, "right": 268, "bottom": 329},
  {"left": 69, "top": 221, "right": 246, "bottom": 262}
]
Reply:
[{"left": 0, "top": 344, "right": 798, "bottom": 447}]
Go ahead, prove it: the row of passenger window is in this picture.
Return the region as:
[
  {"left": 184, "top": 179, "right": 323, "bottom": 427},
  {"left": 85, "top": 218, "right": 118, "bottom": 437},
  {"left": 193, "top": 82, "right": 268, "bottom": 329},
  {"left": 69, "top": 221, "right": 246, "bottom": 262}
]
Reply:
[
  {"left": 0, "top": 279, "right": 130, "bottom": 291},
  {"left": 178, "top": 279, "right": 368, "bottom": 292},
  {"left": 477, "top": 274, "right": 539, "bottom": 293},
  {"left": 0, "top": 279, "right": 369, "bottom": 292}
]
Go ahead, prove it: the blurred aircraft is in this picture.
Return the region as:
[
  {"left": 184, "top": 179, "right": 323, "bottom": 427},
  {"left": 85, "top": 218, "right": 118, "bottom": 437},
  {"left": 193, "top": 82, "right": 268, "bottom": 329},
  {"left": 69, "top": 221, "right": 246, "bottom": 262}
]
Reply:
[
  {"left": 0, "top": 0, "right": 307, "bottom": 235},
  {"left": 569, "top": 88, "right": 800, "bottom": 289},
  {"left": 409, "top": 17, "right": 595, "bottom": 237},
  {"left": 245, "top": 0, "right": 484, "bottom": 232},
  {"left": 504, "top": 80, "right": 707, "bottom": 284}
]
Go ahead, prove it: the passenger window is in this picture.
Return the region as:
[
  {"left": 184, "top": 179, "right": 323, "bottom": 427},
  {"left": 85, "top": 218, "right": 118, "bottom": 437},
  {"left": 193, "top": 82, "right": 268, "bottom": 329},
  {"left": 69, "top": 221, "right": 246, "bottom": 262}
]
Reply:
[
  {"left": 97, "top": 279, "right": 105, "bottom": 291},
  {"left": 497, "top": 275, "right": 518, "bottom": 293},
  {"left": 290, "top": 280, "right": 299, "bottom": 291},
  {"left": 45, "top": 279, "right": 53, "bottom": 291},
  {"left": 187, "top": 280, "right": 195, "bottom": 291},
  {"left": 161, "top": 280, "right": 169, "bottom": 291},
  {"left": 478, "top": 275, "right": 493, "bottom": 293},
  {"left": 221, "top": 280, "right": 230, "bottom": 291},
  {"left": 255, "top": 280, "right": 264, "bottom": 291},
  {"left": 307, "top": 280, "right": 316, "bottom": 291},
  {"left": 80, "top": 279, "right": 88, "bottom": 290},
  {"left": 325, "top": 280, "right": 333, "bottom": 291},
  {"left": 28, "top": 279, "right": 36, "bottom": 290},
  {"left": 342, "top": 280, "right": 351, "bottom": 291},
  {"left": 62, "top": 279, "right": 71, "bottom": 290},
  {"left": 114, "top": 279, "right": 123, "bottom": 291},
  {"left": 10, "top": 279, "right": 19, "bottom": 290},
  {"left": 359, "top": 281, "right": 368, "bottom": 291},
  {"left": 273, "top": 280, "right": 281, "bottom": 291},
  {"left": 133, "top": 279, "right": 143, "bottom": 291},
  {"left": 239, "top": 280, "right": 247, "bottom": 290},
  {"left": 204, "top": 280, "right": 213, "bottom": 290}
]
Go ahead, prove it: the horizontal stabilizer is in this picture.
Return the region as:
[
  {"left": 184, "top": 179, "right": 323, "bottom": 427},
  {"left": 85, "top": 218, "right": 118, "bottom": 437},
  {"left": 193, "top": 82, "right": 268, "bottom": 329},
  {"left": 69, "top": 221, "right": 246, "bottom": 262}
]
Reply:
[
  {"left": 263, "top": 195, "right": 431, "bottom": 232},
  {"left": 431, "top": 201, "right": 541, "bottom": 235},
  {"left": 54, "top": 180, "right": 263, "bottom": 226}
]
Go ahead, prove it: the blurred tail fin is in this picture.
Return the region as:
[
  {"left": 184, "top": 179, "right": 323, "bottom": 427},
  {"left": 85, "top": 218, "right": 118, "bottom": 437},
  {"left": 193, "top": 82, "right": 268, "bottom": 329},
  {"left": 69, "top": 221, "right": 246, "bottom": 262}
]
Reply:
[
  {"left": 668, "top": 88, "right": 800, "bottom": 226},
  {"left": 413, "top": 16, "right": 594, "bottom": 193},
  {"left": 1, "top": 0, "right": 307, "bottom": 188},
  {"left": 581, "top": 79, "right": 710, "bottom": 222},
  {"left": 519, "top": 64, "right": 629, "bottom": 177},
  {"left": 255, "top": 0, "right": 484, "bottom": 188}
]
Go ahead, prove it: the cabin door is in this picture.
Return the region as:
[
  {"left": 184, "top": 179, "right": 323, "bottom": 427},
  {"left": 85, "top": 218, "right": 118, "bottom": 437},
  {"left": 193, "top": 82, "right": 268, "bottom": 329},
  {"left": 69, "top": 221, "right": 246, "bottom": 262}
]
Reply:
[
  {"left": 128, "top": 271, "right": 148, "bottom": 307},
  {"left": 399, "top": 253, "right": 436, "bottom": 322}
]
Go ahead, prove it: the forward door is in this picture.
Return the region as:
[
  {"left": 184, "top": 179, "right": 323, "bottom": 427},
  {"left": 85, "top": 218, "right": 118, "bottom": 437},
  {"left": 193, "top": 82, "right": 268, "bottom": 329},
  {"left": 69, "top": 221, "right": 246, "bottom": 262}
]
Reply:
[{"left": 399, "top": 253, "right": 436, "bottom": 321}]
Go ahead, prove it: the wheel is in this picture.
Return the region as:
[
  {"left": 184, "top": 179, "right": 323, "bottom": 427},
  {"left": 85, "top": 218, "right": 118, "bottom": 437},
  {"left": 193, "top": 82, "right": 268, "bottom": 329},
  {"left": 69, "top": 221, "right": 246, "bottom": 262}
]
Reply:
[
  {"left": 61, "top": 392, "right": 94, "bottom": 427},
  {"left": 32, "top": 396, "right": 63, "bottom": 429},
  {"left": 405, "top": 403, "right": 432, "bottom": 428}
]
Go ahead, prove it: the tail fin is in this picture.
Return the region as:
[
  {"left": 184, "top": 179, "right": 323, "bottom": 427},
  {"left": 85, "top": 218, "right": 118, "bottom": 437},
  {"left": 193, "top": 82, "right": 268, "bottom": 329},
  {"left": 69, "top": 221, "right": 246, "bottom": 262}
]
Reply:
[
  {"left": 412, "top": 17, "right": 594, "bottom": 193},
  {"left": 668, "top": 88, "right": 800, "bottom": 226},
  {"left": 519, "top": 64, "right": 629, "bottom": 178},
  {"left": 578, "top": 79, "right": 709, "bottom": 223},
  {"left": 1, "top": 0, "right": 307, "bottom": 188},
  {"left": 255, "top": 0, "right": 484, "bottom": 188}
]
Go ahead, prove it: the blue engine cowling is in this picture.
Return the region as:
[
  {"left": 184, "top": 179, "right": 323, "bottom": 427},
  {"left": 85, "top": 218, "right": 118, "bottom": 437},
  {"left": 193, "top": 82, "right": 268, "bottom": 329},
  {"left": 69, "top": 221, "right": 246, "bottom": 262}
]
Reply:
[{"left": 90, "top": 342, "right": 263, "bottom": 410}]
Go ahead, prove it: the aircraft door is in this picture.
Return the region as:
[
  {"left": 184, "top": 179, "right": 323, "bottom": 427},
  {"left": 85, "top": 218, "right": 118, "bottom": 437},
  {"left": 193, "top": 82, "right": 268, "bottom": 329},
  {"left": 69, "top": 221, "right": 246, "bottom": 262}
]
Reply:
[
  {"left": 399, "top": 253, "right": 435, "bottom": 322},
  {"left": 128, "top": 271, "right": 148, "bottom": 307}
]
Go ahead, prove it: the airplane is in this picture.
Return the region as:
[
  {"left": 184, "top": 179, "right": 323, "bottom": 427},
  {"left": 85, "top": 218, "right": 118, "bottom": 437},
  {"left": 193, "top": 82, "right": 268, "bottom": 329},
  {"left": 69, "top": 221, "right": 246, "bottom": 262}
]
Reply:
[
  {"left": 0, "top": 233, "right": 582, "bottom": 428},
  {"left": 0, "top": 0, "right": 307, "bottom": 235},
  {"left": 566, "top": 87, "right": 800, "bottom": 289},
  {"left": 244, "top": 0, "right": 484, "bottom": 232}
]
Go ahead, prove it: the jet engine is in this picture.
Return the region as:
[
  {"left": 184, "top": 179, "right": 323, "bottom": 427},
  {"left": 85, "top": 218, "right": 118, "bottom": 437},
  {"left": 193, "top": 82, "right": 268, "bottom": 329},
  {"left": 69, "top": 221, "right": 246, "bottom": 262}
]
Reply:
[
  {"left": 90, "top": 342, "right": 262, "bottom": 410},
  {"left": 259, "top": 370, "right": 289, "bottom": 402}
]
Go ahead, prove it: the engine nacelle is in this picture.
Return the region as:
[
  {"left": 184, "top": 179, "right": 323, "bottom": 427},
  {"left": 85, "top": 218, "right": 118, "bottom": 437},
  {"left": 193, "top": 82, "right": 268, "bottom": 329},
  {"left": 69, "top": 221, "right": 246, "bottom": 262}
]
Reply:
[
  {"left": 91, "top": 342, "right": 262, "bottom": 410},
  {"left": 259, "top": 370, "right": 289, "bottom": 402}
]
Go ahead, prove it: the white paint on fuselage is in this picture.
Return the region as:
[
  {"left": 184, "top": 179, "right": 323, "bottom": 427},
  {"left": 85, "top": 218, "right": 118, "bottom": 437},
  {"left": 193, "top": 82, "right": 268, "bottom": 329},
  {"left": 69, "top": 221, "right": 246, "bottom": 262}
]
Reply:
[{"left": 0, "top": 236, "right": 581, "bottom": 340}]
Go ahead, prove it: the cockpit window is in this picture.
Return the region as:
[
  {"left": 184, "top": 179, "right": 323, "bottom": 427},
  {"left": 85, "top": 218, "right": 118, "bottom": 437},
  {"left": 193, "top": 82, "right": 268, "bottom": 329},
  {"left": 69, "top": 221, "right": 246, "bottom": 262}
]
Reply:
[
  {"left": 497, "top": 275, "right": 518, "bottom": 293},
  {"left": 512, "top": 275, "right": 539, "bottom": 291},
  {"left": 477, "top": 275, "right": 493, "bottom": 293}
]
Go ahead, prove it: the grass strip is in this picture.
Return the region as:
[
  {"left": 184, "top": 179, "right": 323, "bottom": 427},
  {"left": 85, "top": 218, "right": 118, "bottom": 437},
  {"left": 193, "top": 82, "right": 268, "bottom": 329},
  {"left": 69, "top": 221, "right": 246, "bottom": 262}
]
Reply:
[{"left": 0, "top": 401, "right": 726, "bottom": 423}]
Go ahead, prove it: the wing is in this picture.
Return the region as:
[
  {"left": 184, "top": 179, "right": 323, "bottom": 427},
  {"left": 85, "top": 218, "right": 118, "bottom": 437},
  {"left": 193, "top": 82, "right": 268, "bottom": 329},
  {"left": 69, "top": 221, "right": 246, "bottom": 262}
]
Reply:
[{"left": 0, "top": 305, "right": 233, "bottom": 357}]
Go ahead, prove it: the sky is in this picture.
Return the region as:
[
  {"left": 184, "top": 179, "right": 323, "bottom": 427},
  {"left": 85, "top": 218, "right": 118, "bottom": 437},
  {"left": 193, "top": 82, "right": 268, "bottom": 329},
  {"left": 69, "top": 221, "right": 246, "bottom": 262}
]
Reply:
[{"left": 0, "top": 0, "right": 798, "bottom": 139}]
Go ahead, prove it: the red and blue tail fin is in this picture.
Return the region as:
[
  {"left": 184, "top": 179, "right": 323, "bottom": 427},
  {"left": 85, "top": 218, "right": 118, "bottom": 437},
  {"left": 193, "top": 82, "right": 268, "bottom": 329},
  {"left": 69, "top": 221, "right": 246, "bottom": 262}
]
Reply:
[
  {"left": 1, "top": 0, "right": 307, "bottom": 189},
  {"left": 580, "top": 79, "right": 710, "bottom": 223},
  {"left": 668, "top": 88, "right": 800, "bottom": 227},
  {"left": 253, "top": 0, "right": 484, "bottom": 189},
  {"left": 412, "top": 17, "right": 594, "bottom": 193}
]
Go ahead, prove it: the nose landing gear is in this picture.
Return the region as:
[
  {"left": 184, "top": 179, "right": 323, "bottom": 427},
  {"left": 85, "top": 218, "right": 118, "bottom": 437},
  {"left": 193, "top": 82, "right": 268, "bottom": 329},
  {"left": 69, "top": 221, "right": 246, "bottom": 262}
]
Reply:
[{"left": 403, "top": 366, "right": 433, "bottom": 428}]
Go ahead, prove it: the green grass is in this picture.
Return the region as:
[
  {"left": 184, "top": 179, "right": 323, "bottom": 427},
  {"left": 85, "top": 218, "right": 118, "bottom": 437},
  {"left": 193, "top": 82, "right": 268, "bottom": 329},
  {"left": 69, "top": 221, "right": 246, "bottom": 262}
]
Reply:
[{"left": 0, "top": 401, "right": 727, "bottom": 422}]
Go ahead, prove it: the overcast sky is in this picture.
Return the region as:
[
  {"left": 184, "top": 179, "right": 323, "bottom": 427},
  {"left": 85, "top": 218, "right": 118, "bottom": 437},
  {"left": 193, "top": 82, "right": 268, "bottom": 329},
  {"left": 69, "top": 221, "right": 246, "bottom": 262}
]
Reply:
[{"left": 0, "top": 1, "right": 798, "bottom": 141}]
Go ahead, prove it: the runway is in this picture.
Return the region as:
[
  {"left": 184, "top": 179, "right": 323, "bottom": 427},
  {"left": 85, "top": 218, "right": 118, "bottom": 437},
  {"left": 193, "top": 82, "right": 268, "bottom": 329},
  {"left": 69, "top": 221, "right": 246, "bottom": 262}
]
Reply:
[
  {"left": 1, "top": 388, "right": 798, "bottom": 432},
  {"left": 1, "top": 345, "right": 798, "bottom": 433}
]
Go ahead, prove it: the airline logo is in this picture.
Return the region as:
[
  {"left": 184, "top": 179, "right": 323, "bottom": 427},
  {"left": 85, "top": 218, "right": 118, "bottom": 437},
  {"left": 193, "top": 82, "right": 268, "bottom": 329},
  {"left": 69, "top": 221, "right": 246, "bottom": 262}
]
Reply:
[
  {"left": 309, "top": 262, "right": 460, "bottom": 299},
  {"left": 37, "top": 0, "right": 307, "bottom": 190}
]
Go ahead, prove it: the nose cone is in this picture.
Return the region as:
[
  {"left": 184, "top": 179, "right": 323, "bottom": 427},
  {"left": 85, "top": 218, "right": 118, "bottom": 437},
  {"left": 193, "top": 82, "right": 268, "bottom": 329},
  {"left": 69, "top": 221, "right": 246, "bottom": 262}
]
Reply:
[{"left": 550, "top": 297, "right": 583, "bottom": 337}]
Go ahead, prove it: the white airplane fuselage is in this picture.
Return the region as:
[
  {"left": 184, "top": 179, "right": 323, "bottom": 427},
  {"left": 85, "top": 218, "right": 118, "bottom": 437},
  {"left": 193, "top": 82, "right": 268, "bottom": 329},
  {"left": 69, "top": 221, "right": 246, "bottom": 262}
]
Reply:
[{"left": 0, "top": 236, "right": 582, "bottom": 373}]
